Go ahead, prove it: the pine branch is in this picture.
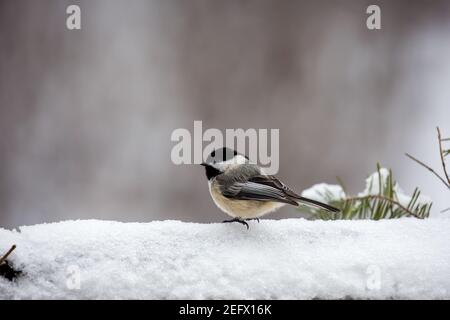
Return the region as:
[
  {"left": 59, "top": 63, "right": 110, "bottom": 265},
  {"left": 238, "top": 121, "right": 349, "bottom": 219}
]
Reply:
[
  {"left": 437, "top": 126, "right": 450, "bottom": 185},
  {"left": 405, "top": 153, "right": 450, "bottom": 190},
  {"left": 0, "top": 245, "right": 16, "bottom": 265},
  {"left": 0, "top": 245, "right": 22, "bottom": 281},
  {"left": 346, "top": 195, "right": 422, "bottom": 219},
  {"left": 298, "top": 165, "right": 432, "bottom": 220}
]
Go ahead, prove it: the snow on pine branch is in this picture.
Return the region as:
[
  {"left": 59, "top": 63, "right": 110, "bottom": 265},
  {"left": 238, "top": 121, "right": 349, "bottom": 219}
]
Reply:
[
  {"left": 1, "top": 218, "right": 449, "bottom": 299},
  {"left": 300, "top": 166, "right": 433, "bottom": 220}
]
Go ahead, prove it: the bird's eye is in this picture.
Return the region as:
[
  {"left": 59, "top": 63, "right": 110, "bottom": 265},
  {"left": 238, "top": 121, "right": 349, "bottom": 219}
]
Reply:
[
  {"left": 233, "top": 150, "right": 238, "bottom": 156},
  {"left": 211, "top": 150, "right": 216, "bottom": 157}
]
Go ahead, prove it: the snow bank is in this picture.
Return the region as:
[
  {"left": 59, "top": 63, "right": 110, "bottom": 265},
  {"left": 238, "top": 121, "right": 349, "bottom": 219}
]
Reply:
[{"left": 1, "top": 218, "right": 449, "bottom": 299}]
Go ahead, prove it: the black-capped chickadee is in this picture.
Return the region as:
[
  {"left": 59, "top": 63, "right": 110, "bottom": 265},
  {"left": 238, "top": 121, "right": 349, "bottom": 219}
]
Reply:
[{"left": 201, "top": 147, "right": 339, "bottom": 229}]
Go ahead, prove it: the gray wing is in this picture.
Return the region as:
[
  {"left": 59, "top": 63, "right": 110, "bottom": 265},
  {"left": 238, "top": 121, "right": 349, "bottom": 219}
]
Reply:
[
  {"left": 217, "top": 172, "right": 340, "bottom": 212},
  {"left": 246, "top": 175, "right": 340, "bottom": 212},
  {"left": 217, "top": 170, "right": 299, "bottom": 205},
  {"left": 248, "top": 175, "right": 302, "bottom": 198}
]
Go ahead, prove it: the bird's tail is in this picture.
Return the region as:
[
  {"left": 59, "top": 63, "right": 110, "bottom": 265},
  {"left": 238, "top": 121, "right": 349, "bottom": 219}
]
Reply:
[{"left": 294, "top": 196, "right": 340, "bottom": 213}]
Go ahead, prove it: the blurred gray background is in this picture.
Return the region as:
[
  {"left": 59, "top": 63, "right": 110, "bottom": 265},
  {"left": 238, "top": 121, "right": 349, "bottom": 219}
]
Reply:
[{"left": 1, "top": 0, "right": 449, "bottom": 228}]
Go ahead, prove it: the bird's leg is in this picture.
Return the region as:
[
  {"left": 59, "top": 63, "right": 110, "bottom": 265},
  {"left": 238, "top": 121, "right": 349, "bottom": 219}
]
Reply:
[
  {"left": 222, "top": 217, "right": 249, "bottom": 230},
  {"left": 245, "top": 218, "right": 260, "bottom": 223}
]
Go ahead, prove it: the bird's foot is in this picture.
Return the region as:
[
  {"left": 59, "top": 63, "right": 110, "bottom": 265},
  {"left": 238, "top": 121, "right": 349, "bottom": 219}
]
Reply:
[
  {"left": 245, "top": 218, "right": 260, "bottom": 223},
  {"left": 222, "top": 218, "right": 249, "bottom": 230}
]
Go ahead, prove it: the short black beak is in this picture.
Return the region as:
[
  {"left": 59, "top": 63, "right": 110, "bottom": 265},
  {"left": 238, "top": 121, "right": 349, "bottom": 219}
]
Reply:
[{"left": 200, "top": 162, "right": 207, "bottom": 166}]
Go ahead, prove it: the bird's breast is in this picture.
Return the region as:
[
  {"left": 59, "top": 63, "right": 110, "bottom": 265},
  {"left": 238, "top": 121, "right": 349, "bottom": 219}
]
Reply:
[{"left": 208, "top": 180, "right": 284, "bottom": 219}]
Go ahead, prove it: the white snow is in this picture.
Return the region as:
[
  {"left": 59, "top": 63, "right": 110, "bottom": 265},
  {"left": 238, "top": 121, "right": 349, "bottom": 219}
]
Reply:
[
  {"left": 301, "top": 183, "right": 346, "bottom": 203},
  {"left": 1, "top": 218, "right": 449, "bottom": 299},
  {"left": 359, "top": 167, "right": 392, "bottom": 197}
]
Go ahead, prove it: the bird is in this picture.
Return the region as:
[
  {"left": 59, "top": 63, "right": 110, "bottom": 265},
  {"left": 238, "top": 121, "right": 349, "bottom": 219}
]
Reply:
[{"left": 201, "top": 147, "right": 340, "bottom": 229}]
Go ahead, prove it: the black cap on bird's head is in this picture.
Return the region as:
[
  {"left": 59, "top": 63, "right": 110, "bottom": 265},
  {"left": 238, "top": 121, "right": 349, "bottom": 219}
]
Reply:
[
  {"left": 205, "top": 147, "right": 237, "bottom": 164},
  {"left": 200, "top": 147, "right": 248, "bottom": 180}
]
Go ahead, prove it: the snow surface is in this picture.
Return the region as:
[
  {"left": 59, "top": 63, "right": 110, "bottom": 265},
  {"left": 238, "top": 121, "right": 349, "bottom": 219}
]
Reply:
[{"left": 1, "top": 218, "right": 449, "bottom": 299}]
